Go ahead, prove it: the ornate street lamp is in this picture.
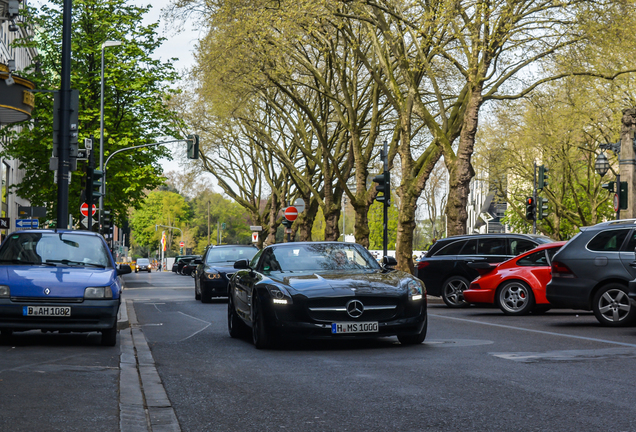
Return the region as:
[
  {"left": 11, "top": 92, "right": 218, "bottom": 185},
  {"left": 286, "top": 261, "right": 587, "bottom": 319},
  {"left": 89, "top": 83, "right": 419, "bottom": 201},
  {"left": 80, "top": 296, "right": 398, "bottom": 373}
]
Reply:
[{"left": 595, "top": 152, "right": 610, "bottom": 177}]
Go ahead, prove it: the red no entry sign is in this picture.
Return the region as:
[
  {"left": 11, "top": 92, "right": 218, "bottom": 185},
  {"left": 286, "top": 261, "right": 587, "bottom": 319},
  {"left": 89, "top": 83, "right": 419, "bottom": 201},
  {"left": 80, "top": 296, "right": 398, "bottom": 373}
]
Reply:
[
  {"left": 614, "top": 193, "right": 619, "bottom": 212},
  {"left": 284, "top": 206, "right": 298, "bottom": 221},
  {"left": 179, "top": 241, "right": 185, "bottom": 248},
  {"left": 81, "top": 203, "right": 96, "bottom": 217}
]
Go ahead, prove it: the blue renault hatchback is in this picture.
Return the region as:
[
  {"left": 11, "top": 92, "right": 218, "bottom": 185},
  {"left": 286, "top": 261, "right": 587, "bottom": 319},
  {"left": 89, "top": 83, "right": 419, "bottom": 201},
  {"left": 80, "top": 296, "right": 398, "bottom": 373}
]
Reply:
[{"left": 0, "top": 230, "right": 131, "bottom": 345}]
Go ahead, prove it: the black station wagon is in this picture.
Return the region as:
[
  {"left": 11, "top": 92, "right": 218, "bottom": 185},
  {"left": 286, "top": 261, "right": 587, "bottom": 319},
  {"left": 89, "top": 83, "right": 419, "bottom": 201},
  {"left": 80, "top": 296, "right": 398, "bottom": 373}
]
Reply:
[{"left": 416, "top": 233, "right": 553, "bottom": 307}]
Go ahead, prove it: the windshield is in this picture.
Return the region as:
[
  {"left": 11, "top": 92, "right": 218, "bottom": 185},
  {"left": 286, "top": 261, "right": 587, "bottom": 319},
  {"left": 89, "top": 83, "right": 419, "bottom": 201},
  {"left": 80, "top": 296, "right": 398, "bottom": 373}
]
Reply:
[
  {"left": 0, "top": 232, "right": 112, "bottom": 267},
  {"left": 137, "top": 259, "right": 149, "bottom": 265},
  {"left": 205, "top": 246, "right": 258, "bottom": 264},
  {"left": 263, "top": 243, "right": 381, "bottom": 272}
]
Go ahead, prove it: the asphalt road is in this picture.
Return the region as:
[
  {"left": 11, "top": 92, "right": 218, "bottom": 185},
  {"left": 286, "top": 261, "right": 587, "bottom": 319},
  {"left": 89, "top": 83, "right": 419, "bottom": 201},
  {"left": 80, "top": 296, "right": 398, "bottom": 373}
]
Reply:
[
  {"left": 2, "top": 270, "right": 636, "bottom": 431},
  {"left": 127, "top": 272, "right": 636, "bottom": 432}
]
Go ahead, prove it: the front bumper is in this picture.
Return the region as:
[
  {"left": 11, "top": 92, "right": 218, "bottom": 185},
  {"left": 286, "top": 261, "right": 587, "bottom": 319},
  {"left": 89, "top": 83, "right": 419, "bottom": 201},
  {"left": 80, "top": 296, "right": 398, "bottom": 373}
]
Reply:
[
  {"left": 0, "top": 299, "right": 120, "bottom": 332},
  {"left": 200, "top": 279, "right": 229, "bottom": 297},
  {"left": 264, "top": 299, "right": 427, "bottom": 339}
]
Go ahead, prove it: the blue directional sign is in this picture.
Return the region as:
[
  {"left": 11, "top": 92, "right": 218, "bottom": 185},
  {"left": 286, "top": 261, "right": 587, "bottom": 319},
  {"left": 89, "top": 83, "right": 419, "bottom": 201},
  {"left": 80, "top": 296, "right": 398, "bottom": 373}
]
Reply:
[{"left": 16, "top": 219, "right": 39, "bottom": 229}]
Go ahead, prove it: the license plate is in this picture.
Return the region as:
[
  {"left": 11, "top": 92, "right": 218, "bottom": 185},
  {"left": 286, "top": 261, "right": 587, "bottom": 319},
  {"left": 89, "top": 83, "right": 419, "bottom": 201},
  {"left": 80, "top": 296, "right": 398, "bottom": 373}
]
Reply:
[
  {"left": 331, "top": 322, "right": 378, "bottom": 334},
  {"left": 23, "top": 306, "right": 71, "bottom": 317}
]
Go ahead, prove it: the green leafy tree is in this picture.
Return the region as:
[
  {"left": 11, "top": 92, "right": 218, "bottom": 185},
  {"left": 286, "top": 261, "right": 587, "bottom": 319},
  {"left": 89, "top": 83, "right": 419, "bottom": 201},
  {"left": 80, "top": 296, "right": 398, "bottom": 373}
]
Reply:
[
  {"left": 0, "top": 0, "right": 181, "bottom": 225},
  {"left": 368, "top": 201, "right": 398, "bottom": 251}
]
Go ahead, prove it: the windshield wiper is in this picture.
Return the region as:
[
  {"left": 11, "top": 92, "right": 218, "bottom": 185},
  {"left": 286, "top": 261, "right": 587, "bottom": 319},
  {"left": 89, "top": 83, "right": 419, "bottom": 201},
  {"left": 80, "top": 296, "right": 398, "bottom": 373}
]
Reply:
[
  {"left": 45, "top": 259, "right": 105, "bottom": 268},
  {"left": 0, "top": 259, "right": 57, "bottom": 266}
]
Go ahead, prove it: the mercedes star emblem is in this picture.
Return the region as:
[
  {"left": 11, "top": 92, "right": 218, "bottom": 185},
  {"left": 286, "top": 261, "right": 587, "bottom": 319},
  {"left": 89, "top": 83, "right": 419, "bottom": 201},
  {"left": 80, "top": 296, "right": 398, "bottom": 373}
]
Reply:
[
  {"left": 346, "top": 300, "right": 364, "bottom": 318},
  {"left": 44, "top": 288, "right": 50, "bottom": 295}
]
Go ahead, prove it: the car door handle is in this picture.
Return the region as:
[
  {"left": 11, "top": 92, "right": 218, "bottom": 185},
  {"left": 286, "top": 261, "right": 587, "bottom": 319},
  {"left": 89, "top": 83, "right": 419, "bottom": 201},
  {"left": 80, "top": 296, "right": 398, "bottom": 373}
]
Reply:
[{"left": 630, "top": 262, "right": 636, "bottom": 268}]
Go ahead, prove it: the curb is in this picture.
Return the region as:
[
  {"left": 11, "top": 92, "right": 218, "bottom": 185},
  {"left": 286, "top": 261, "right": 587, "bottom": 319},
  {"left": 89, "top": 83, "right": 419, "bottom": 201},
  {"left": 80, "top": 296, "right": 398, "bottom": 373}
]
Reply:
[{"left": 117, "top": 296, "right": 129, "bottom": 330}]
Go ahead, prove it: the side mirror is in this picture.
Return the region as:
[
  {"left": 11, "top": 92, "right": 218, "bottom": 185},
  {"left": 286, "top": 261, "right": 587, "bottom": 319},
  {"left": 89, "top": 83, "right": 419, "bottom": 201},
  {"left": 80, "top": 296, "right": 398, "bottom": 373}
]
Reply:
[
  {"left": 383, "top": 256, "right": 397, "bottom": 267},
  {"left": 234, "top": 259, "right": 251, "bottom": 270},
  {"left": 117, "top": 264, "right": 132, "bottom": 276},
  {"left": 193, "top": 259, "right": 203, "bottom": 265}
]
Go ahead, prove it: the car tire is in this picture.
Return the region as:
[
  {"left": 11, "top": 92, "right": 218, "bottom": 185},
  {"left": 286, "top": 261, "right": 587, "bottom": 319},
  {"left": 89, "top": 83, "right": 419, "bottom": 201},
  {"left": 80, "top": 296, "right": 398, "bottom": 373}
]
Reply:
[
  {"left": 101, "top": 324, "right": 117, "bottom": 347},
  {"left": 228, "top": 295, "right": 248, "bottom": 338},
  {"left": 195, "top": 279, "right": 201, "bottom": 301},
  {"left": 252, "top": 295, "right": 272, "bottom": 349},
  {"left": 441, "top": 276, "right": 470, "bottom": 308},
  {"left": 496, "top": 280, "right": 535, "bottom": 315},
  {"left": 135, "top": 270, "right": 138, "bottom": 273},
  {"left": 201, "top": 286, "right": 212, "bottom": 304},
  {"left": 148, "top": 270, "right": 151, "bottom": 273},
  {"left": 397, "top": 318, "right": 428, "bottom": 345},
  {"left": 592, "top": 284, "right": 636, "bottom": 327}
]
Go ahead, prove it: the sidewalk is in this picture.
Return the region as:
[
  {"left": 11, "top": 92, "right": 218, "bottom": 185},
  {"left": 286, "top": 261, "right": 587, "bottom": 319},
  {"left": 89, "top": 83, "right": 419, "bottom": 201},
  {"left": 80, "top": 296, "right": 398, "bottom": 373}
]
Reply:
[{"left": 117, "top": 297, "right": 181, "bottom": 432}]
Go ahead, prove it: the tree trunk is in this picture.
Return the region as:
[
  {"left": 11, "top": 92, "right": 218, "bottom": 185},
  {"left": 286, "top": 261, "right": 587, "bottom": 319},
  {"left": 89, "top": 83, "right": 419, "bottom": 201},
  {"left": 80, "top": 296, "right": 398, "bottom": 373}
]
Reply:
[
  {"left": 265, "top": 194, "right": 279, "bottom": 246},
  {"left": 296, "top": 197, "right": 319, "bottom": 241},
  {"left": 352, "top": 200, "right": 371, "bottom": 248},
  {"left": 445, "top": 90, "right": 482, "bottom": 236}
]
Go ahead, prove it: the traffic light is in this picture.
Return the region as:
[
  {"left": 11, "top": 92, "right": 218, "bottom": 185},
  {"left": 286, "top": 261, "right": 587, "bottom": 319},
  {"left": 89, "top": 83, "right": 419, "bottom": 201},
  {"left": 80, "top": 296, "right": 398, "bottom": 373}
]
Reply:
[
  {"left": 186, "top": 134, "right": 199, "bottom": 159},
  {"left": 373, "top": 171, "right": 390, "bottom": 205},
  {"left": 537, "top": 197, "right": 549, "bottom": 220},
  {"left": 601, "top": 181, "right": 616, "bottom": 193},
  {"left": 538, "top": 165, "right": 549, "bottom": 190},
  {"left": 91, "top": 169, "right": 104, "bottom": 202},
  {"left": 281, "top": 219, "right": 292, "bottom": 228},
  {"left": 102, "top": 210, "right": 112, "bottom": 233},
  {"left": 525, "top": 197, "right": 536, "bottom": 221},
  {"left": 620, "top": 181, "right": 628, "bottom": 210}
]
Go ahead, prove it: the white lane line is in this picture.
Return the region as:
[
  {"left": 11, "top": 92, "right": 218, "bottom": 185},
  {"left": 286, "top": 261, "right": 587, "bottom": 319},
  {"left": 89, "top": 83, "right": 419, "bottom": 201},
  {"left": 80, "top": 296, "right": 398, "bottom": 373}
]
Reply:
[
  {"left": 428, "top": 313, "right": 636, "bottom": 348},
  {"left": 178, "top": 311, "right": 211, "bottom": 324}
]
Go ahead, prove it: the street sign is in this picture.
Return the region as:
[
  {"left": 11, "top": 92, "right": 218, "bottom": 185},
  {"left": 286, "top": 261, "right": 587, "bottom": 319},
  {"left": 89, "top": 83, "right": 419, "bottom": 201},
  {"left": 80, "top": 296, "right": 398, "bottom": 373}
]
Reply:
[
  {"left": 293, "top": 198, "right": 306, "bottom": 213},
  {"left": 250, "top": 226, "right": 263, "bottom": 232},
  {"left": 614, "top": 193, "right": 619, "bottom": 212},
  {"left": 16, "top": 219, "right": 39, "bottom": 229},
  {"left": 284, "top": 206, "right": 298, "bottom": 221},
  {"left": 252, "top": 232, "right": 258, "bottom": 243},
  {"left": 0, "top": 218, "right": 10, "bottom": 229},
  {"left": 76, "top": 149, "right": 88, "bottom": 160},
  {"left": 179, "top": 241, "right": 185, "bottom": 248},
  {"left": 80, "top": 202, "right": 96, "bottom": 217}
]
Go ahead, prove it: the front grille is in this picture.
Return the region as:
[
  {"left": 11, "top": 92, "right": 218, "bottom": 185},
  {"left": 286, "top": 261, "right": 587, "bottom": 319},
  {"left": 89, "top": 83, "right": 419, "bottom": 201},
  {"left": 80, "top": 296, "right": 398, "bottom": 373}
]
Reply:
[
  {"left": 307, "top": 297, "right": 399, "bottom": 322},
  {"left": 10, "top": 297, "right": 84, "bottom": 303}
]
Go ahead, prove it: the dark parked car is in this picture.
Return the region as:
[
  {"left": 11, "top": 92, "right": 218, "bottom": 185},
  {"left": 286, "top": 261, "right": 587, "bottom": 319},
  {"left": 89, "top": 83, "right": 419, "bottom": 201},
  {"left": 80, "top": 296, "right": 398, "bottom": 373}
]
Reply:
[
  {"left": 180, "top": 256, "right": 201, "bottom": 276},
  {"left": 174, "top": 255, "right": 198, "bottom": 274},
  {"left": 546, "top": 219, "right": 636, "bottom": 326},
  {"left": 0, "top": 230, "right": 131, "bottom": 346},
  {"left": 416, "top": 233, "right": 553, "bottom": 307},
  {"left": 194, "top": 245, "right": 259, "bottom": 302},
  {"left": 228, "top": 242, "right": 427, "bottom": 349}
]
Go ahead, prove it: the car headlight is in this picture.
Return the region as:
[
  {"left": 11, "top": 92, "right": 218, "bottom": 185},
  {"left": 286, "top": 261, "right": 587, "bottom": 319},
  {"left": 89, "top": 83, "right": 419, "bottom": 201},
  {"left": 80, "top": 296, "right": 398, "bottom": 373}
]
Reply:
[
  {"left": 84, "top": 287, "right": 113, "bottom": 299},
  {"left": 266, "top": 285, "right": 293, "bottom": 305},
  {"left": 407, "top": 280, "right": 424, "bottom": 301},
  {"left": 0, "top": 285, "right": 9, "bottom": 298},
  {"left": 205, "top": 272, "right": 221, "bottom": 280}
]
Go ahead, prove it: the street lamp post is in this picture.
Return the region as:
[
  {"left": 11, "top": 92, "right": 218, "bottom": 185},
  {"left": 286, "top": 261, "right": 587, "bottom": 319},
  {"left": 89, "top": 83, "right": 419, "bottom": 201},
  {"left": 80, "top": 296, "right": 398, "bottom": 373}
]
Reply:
[{"left": 99, "top": 40, "right": 122, "bottom": 226}]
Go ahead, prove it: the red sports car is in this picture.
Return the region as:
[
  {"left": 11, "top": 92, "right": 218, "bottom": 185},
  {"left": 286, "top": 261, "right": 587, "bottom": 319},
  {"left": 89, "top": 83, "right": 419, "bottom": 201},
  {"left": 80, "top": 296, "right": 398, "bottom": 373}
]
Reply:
[{"left": 463, "top": 241, "right": 566, "bottom": 315}]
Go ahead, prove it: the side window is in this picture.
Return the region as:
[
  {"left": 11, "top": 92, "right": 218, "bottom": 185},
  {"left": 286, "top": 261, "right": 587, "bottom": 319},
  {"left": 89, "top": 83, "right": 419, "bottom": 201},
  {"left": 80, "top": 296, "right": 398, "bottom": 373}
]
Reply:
[
  {"left": 509, "top": 239, "right": 537, "bottom": 256},
  {"left": 623, "top": 230, "right": 636, "bottom": 252},
  {"left": 516, "top": 250, "right": 549, "bottom": 267},
  {"left": 259, "top": 249, "right": 281, "bottom": 272},
  {"left": 250, "top": 249, "right": 264, "bottom": 268},
  {"left": 546, "top": 247, "right": 561, "bottom": 262},
  {"left": 434, "top": 241, "right": 466, "bottom": 256},
  {"left": 478, "top": 238, "right": 507, "bottom": 255},
  {"left": 460, "top": 240, "right": 477, "bottom": 255},
  {"left": 587, "top": 229, "right": 630, "bottom": 252}
]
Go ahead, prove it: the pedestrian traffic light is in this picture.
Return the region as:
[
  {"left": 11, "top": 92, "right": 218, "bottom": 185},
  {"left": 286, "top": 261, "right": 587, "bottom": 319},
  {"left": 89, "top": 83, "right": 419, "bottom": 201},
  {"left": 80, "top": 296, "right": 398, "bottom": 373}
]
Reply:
[
  {"left": 186, "top": 134, "right": 199, "bottom": 159},
  {"left": 281, "top": 219, "right": 292, "bottom": 228},
  {"left": 537, "top": 197, "right": 549, "bottom": 220},
  {"left": 538, "top": 165, "right": 549, "bottom": 190},
  {"left": 373, "top": 171, "right": 390, "bottom": 205},
  {"left": 525, "top": 197, "right": 536, "bottom": 221}
]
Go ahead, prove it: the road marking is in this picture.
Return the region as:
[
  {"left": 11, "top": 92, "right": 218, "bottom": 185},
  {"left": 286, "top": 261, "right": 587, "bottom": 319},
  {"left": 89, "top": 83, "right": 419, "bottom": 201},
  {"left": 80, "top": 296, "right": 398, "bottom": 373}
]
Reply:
[
  {"left": 428, "top": 313, "right": 636, "bottom": 348},
  {"left": 491, "top": 347, "right": 636, "bottom": 363},
  {"left": 178, "top": 311, "right": 211, "bottom": 324}
]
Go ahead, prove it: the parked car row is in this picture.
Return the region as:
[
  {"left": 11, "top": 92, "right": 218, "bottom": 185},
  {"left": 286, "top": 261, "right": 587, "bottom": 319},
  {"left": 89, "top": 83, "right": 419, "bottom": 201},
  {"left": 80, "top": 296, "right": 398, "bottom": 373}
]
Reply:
[{"left": 416, "top": 220, "right": 636, "bottom": 327}]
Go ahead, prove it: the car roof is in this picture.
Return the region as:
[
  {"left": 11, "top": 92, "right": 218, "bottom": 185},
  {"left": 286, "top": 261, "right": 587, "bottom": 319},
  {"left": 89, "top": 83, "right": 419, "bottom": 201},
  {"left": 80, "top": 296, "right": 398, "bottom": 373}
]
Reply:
[
  {"left": 12, "top": 229, "right": 101, "bottom": 236},
  {"left": 580, "top": 219, "right": 636, "bottom": 231},
  {"left": 526, "top": 240, "right": 567, "bottom": 251},
  {"left": 213, "top": 244, "right": 258, "bottom": 248}
]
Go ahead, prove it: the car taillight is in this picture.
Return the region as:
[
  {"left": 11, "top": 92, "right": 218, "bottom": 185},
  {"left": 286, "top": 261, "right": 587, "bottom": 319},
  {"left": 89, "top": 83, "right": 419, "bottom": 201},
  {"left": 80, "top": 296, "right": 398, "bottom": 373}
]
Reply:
[
  {"left": 417, "top": 261, "right": 430, "bottom": 270},
  {"left": 551, "top": 261, "right": 576, "bottom": 278},
  {"left": 469, "top": 281, "right": 480, "bottom": 290}
]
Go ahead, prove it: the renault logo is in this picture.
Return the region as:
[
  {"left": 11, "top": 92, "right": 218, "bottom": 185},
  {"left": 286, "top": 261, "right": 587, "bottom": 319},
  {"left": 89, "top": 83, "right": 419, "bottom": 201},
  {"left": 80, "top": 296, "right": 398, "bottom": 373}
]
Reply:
[
  {"left": 346, "top": 300, "right": 364, "bottom": 318},
  {"left": 44, "top": 288, "right": 50, "bottom": 295}
]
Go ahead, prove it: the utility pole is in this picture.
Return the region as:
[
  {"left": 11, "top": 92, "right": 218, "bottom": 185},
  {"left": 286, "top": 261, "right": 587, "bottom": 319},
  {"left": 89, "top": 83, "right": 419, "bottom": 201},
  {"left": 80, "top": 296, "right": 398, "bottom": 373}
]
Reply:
[
  {"left": 207, "top": 201, "right": 210, "bottom": 246},
  {"left": 532, "top": 162, "right": 537, "bottom": 234},
  {"left": 56, "top": 0, "right": 73, "bottom": 228},
  {"left": 620, "top": 109, "right": 636, "bottom": 218}
]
